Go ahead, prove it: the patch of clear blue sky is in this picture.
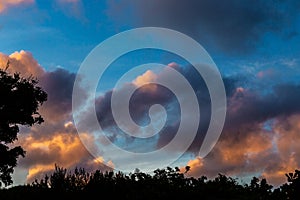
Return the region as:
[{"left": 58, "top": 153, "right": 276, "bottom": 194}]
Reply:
[
  {"left": 97, "top": 49, "right": 190, "bottom": 93},
  {"left": 1, "top": 1, "right": 113, "bottom": 72}
]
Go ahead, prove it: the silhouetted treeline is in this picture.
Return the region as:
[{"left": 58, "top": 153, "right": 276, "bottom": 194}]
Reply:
[{"left": 0, "top": 165, "right": 299, "bottom": 200}]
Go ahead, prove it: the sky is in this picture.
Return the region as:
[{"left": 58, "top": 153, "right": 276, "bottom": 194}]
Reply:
[{"left": 0, "top": 0, "right": 300, "bottom": 187}]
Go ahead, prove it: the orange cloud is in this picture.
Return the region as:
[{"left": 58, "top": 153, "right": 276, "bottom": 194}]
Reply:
[
  {"left": 22, "top": 133, "right": 89, "bottom": 181},
  {"left": 262, "top": 153, "right": 298, "bottom": 186},
  {"left": 20, "top": 130, "right": 113, "bottom": 183},
  {"left": 0, "top": 50, "right": 110, "bottom": 185},
  {"left": 0, "top": 50, "right": 45, "bottom": 77},
  {"left": 222, "top": 130, "right": 272, "bottom": 163},
  {"left": 0, "top": 0, "right": 34, "bottom": 13},
  {"left": 263, "top": 114, "right": 300, "bottom": 185},
  {"left": 27, "top": 164, "right": 54, "bottom": 182},
  {"left": 93, "top": 156, "right": 114, "bottom": 169},
  {"left": 183, "top": 128, "right": 274, "bottom": 179},
  {"left": 182, "top": 157, "right": 204, "bottom": 176},
  {"left": 183, "top": 114, "right": 300, "bottom": 186}
]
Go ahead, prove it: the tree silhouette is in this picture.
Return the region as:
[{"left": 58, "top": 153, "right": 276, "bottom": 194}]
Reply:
[
  {"left": 285, "top": 169, "right": 300, "bottom": 199},
  {"left": 2, "top": 165, "right": 300, "bottom": 199},
  {"left": 0, "top": 63, "right": 47, "bottom": 187}
]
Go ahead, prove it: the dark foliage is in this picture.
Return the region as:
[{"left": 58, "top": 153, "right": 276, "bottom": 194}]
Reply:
[
  {"left": 0, "top": 63, "right": 47, "bottom": 187},
  {"left": 0, "top": 166, "right": 300, "bottom": 200}
]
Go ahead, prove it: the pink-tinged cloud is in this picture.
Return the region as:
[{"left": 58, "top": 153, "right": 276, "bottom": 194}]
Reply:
[
  {"left": 256, "top": 69, "right": 275, "bottom": 79},
  {"left": 0, "top": 0, "right": 34, "bottom": 13}
]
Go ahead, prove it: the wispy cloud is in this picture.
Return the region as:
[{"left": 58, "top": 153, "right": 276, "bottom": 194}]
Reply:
[
  {"left": 0, "top": 0, "right": 34, "bottom": 13},
  {"left": 54, "top": 0, "right": 86, "bottom": 21}
]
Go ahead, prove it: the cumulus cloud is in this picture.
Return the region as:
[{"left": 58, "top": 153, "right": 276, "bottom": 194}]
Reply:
[
  {"left": 0, "top": 0, "right": 33, "bottom": 13},
  {"left": 78, "top": 65, "right": 209, "bottom": 155},
  {"left": 0, "top": 50, "right": 44, "bottom": 77},
  {"left": 181, "top": 81, "right": 300, "bottom": 186},
  {"left": 39, "top": 68, "right": 82, "bottom": 123},
  {"left": 224, "top": 83, "right": 300, "bottom": 133},
  {"left": 184, "top": 114, "right": 300, "bottom": 186},
  {"left": 17, "top": 130, "right": 113, "bottom": 183},
  {"left": 2, "top": 49, "right": 300, "bottom": 186},
  {"left": 19, "top": 132, "right": 90, "bottom": 182},
  {"left": 75, "top": 61, "right": 300, "bottom": 185},
  {"left": 0, "top": 50, "right": 104, "bottom": 184},
  {"left": 106, "top": 0, "right": 300, "bottom": 53},
  {"left": 0, "top": 50, "right": 84, "bottom": 124},
  {"left": 184, "top": 127, "right": 273, "bottom": 177}
]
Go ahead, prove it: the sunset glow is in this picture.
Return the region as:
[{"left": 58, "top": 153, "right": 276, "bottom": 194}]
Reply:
[{"left": 0, "top": 0, "right": 299, "bottom": 187}]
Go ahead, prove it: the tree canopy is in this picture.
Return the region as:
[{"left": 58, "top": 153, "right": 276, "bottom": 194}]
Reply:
[{"left": 0, "top": 64, "right": 47, "bottom": 187}]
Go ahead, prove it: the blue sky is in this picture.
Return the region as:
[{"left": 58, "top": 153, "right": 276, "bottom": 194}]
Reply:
[
  {"left": 1, "top": 0, "right": 300, "bottom": 81},
  {"left": 1, "top": 0, "right": 298, "bottom": 74},
  {"left": 1, "top": 0, "right": 300, "bottom": 186}
]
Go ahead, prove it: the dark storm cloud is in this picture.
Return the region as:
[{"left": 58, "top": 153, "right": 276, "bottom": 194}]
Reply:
[
  {"left": 106, "top": 0, "right": 300, "bottom": 53},
  {"left": 0, "top": 50, "right": 111, "bottom": 183},
  {"left": 225, "top": 83, "right": 300, "bottom": 133},
  {"left": 23, "top": 68, "right": 82, "bottom": 138},
  {"left": 175, "top": 70, "right": 300, "bottom": 186},
  {"left": 86, "top": 83, "right": 178, "bottom": 144},
  {"left": 40, "top": 68, "right": 74, "bottom": 119},
  {"left": 39, "top": 68, "right": 86, "bottom": 123},
  {"left": 80, "top": 64, "right": 236, "bottom": 151}
]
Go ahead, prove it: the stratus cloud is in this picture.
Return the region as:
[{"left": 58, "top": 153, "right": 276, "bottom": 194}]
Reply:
[{"left": 0, "top": 0, "right": 33, "bottom": 13}]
